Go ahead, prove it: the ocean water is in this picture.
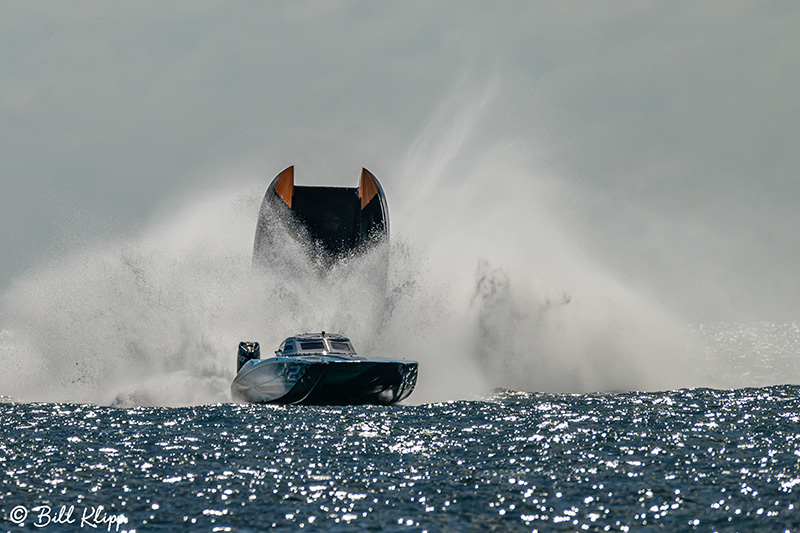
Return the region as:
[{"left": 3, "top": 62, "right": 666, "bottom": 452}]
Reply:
[{"left": 3, "top": 385, "right": 800, "bottom": 532}]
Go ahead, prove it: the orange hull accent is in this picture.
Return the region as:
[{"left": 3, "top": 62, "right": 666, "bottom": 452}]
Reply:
[
  {"left": 360, "top": 168, "right": 380, "bottom": 210},
  {"left": 273, "top": 166, "right": 294, "bottom": 207}
]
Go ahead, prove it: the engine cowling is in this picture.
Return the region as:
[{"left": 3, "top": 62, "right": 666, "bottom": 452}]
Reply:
[{"left": 237, "top": 341, "right": 261, "bottom": 372}]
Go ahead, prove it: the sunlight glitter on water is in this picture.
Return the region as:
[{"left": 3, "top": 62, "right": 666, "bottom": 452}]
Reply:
[{"left": 3, "top": 387, "right": 800, "bottom": 531}]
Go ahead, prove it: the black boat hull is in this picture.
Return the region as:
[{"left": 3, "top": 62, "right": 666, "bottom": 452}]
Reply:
[{"left": 231, "top": 357, "right": 418, "bottom": 406}]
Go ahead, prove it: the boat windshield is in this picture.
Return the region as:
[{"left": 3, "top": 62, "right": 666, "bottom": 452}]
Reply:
[
  {"left": 328, "top": 340, "right": 354, "bottom": 353},
  {"left": 280, "top": 336, "right": 355, "bottom": 355},
  {"left": 299, "top": 341, "right": 325, "bottom": 352}
]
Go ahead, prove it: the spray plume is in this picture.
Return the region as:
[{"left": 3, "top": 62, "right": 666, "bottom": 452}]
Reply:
[{"left": 0, "top": 89, "right": 714, "bottom": 406}]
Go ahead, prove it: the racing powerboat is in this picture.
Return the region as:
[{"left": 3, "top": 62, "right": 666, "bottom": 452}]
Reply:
[{"left": 231, "top": 333, "right": 418, "bottom": 405}]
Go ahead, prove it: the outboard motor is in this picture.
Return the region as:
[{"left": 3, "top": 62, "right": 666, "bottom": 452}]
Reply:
[{"left": 237, "top": 341, "right": 261, "bottom": 372}]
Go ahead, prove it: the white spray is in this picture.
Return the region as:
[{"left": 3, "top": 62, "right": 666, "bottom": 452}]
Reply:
[{"left": 0, "top": 91, "right": 721, "bottom": 406}]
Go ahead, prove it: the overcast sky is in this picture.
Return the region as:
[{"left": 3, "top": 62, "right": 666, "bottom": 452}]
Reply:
[{"left": 2, "top": 1, "right": 799, "bottom": 322}]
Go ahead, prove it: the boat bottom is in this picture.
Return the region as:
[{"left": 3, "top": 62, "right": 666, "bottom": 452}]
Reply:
[{"left": 268, "top": 361, "right": 418, "bottom": 406}]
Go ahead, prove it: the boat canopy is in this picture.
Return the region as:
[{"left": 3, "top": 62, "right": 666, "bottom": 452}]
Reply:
[{"left": 278, "top": 334, "right": 356, "bottom": 356}]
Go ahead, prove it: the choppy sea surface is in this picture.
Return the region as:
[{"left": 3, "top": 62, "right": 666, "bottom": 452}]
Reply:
[{"left": 3, "top": 384, "right": 800, "bottom": 532}]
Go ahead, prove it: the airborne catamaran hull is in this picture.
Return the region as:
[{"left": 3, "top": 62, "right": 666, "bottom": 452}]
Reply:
[{"left": 253, "top": 166, "right": 389, "bottom": 268}]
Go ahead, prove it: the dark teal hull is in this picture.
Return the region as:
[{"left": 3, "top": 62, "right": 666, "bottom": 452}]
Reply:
[
  {"left": 231, "top": 357, "right": 418, "bottom": 406},
  {"left": 280, "top": 360, "right": 418, "bottom": 405}
]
